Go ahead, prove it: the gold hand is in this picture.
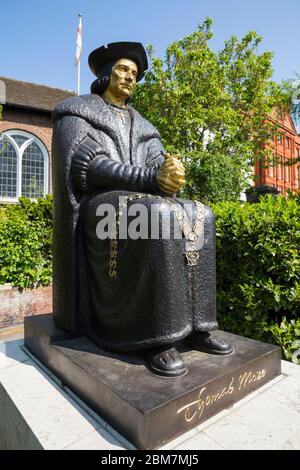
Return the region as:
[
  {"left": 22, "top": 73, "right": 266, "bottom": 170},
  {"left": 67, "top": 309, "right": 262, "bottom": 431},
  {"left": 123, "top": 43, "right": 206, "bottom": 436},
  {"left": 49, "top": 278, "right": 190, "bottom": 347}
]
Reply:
[{"left": 156, "top": 153, "right": 185, "bottom": 194}]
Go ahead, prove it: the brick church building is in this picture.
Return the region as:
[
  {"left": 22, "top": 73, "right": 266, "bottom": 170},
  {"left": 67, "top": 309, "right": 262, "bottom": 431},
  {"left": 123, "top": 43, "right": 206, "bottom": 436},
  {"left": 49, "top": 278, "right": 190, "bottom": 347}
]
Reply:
[{"left": 0, "top": 77, "right": 74, "bottom": 202}]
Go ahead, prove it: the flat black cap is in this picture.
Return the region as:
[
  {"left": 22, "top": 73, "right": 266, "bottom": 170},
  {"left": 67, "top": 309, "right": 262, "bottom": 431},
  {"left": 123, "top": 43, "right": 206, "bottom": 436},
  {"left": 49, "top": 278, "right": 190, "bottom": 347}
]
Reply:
[{"left": 88, "top": 42, "right": 148, "bottom": 81}]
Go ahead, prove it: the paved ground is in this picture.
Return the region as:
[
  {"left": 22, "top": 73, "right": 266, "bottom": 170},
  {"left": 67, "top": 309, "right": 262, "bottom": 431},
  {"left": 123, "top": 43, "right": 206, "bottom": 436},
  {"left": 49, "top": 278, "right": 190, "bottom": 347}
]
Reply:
[
  {"left": 0, "top": 325, "right": 24, "bottom": 342},
  {"left": 0, "top": 326, "right": 299, "bottom": 450}
]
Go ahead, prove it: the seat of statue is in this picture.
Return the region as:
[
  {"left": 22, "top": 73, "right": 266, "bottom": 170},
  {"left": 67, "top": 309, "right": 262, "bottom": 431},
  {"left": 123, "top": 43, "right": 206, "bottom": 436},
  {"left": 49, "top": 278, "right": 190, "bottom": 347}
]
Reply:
[{"left": 24, "top": 314, "right": 281, "bottom": 450}]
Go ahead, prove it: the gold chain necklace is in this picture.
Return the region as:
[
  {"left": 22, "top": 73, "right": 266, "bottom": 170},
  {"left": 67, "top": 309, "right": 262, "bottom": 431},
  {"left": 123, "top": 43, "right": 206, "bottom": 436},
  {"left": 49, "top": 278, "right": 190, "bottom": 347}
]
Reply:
[
  {"left": 165, "top": 198, "right": 205, "bottom": 267},
  {"left": 108, "top": 194, "right": 205, "bottom": 279}
]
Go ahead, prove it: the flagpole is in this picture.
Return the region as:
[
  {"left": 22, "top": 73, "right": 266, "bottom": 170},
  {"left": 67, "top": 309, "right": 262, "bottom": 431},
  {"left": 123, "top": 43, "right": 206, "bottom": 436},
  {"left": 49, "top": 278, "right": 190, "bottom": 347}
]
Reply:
[
  {"left": 77, "top": 58, "right": 81, "bottom": 96},
  {"left": 76, "top": 14, "right": 82, "bottom": 96}
]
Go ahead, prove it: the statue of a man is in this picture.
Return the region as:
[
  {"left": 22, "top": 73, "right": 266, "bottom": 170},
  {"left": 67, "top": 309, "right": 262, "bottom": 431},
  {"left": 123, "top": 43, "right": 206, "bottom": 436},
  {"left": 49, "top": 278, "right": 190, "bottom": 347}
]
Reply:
[{"left": 52, "top": 42, "right": 232, "bottom": 378}]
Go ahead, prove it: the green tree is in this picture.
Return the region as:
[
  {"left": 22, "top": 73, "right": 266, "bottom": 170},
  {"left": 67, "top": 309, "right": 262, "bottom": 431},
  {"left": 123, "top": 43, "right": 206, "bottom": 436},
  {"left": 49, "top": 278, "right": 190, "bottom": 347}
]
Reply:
[{"left": 132, "top": 18, "right": 287, "bottom": 203}]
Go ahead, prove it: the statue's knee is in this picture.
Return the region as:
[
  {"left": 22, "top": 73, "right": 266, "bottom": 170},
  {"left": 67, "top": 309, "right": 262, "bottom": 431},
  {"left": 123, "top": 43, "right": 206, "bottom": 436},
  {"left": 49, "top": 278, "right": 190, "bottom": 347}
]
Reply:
[
  {"left": 204, "top": 206, "right": 215, "bottom": 226},
  {"left": 203, "top": 207, "right": 215, "bottom": 247},
  {"left": 148, "top": 200, "right": 173, "bottom": 219}
]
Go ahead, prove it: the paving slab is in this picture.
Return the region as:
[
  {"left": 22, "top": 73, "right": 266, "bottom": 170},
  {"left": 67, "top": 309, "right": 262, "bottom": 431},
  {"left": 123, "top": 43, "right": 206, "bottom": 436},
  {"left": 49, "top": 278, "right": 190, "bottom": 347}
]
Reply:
[
  {"left": 0, "top": 339, "right": 30, "bottom": 370},
  {"left": 0, "top": 346, "right": 105, "bottom": 449},
  {"left": 202, "top": 392, "right": 300, "bottom": 450}
]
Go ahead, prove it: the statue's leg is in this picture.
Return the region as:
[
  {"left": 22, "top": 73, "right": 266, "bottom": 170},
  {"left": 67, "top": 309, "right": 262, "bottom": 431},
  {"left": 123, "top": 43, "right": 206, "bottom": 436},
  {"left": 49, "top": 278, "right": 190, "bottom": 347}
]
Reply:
[
  {"left": 134, "top": 196, "right": 191, "bottom": 377},
  {"left": 187, "top": 204, "right": 233, "bottom": 355},
  {"left": 80, "top": 191, "right": 192, "bottom": 370},
  {"left": 191, "top": 205, "right": 218, "bottom": 331}
]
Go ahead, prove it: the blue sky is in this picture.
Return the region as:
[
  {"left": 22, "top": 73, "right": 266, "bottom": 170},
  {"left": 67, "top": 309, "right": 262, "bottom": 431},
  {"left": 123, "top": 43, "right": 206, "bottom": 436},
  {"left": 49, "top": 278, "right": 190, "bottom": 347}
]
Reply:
[{"left": 1, "top": 0, "right": 299, "bottom": 94}]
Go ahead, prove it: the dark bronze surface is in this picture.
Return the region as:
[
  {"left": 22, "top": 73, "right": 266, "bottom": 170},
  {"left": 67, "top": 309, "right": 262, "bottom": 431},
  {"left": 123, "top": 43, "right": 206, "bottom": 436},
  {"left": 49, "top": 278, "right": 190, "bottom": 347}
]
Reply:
[
  {"left": 24, "top": 314, "right": 281, "bottom": 450},
  {"left": 52, "top": 82, "right": 218, "bottom": 352}
]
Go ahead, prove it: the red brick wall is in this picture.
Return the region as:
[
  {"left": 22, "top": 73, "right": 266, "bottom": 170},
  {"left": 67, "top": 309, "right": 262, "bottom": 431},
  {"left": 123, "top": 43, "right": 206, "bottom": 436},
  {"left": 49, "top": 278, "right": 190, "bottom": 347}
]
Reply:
[
  {"left": 256, "top": 114, "right": 300, "bottom": 195},
  {"left": 0, "top": 284, "right": 53, "bottom": 328},
  {"left": 0, "top": 106, "right": 53, "bottom": 193}
]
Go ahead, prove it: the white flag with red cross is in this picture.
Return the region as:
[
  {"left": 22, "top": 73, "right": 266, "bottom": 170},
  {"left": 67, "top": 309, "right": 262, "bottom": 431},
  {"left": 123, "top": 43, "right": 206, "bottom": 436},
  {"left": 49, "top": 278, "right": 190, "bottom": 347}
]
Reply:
[{"left": 75, "top": 15, "right": 82, "bottom": 65}]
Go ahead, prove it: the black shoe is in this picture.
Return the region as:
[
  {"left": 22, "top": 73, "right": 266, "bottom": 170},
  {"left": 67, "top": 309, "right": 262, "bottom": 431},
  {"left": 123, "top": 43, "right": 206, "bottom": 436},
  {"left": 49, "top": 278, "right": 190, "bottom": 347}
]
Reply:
[
  {"left": 143, "top": 345, "right": 188, "bottom": 377},
  {"left": 189, "top": 331, "right": 233, "bottom": 355}
]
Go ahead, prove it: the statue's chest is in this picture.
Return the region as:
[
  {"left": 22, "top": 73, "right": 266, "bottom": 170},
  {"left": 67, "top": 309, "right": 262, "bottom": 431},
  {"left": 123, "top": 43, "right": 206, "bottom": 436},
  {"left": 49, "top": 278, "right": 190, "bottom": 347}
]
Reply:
[{"left": 94, "top": 127, "right": 147, "bottom": 167}]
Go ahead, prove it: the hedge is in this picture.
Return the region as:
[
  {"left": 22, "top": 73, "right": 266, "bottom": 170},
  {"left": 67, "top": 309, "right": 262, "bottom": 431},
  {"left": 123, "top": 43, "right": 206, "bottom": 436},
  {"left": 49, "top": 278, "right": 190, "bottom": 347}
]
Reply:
[
  {"left": 213, "top": 193, "right": 300, "bottom": 363},
  {"left": 0, "top": 194, "right": 299, "bottom": 362},
  {"left": 0, "top": 195, "right": 52, "bottom": 288}
]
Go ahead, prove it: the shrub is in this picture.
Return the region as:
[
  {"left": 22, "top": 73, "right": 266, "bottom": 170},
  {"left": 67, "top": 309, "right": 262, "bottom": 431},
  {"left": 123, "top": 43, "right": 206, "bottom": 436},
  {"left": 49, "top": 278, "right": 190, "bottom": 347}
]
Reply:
[
  {"left": 213, "top": 194, "right": 300, "bottom": 361},
  {"left": 259, "top": 317, "right": 300, "bottom": 364},
  {"left": 0, "top": 196, "right": 53, "bottom": 288},
  {"left": 5, "top": 195, "right": 53, "bottom": 226}
]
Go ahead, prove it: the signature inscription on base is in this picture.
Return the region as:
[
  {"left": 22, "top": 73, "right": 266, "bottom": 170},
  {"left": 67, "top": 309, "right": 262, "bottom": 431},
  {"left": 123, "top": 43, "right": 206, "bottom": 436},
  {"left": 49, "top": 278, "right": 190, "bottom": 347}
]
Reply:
[{"left": 177, "top": 368, "right": 266, "bottom": 423}]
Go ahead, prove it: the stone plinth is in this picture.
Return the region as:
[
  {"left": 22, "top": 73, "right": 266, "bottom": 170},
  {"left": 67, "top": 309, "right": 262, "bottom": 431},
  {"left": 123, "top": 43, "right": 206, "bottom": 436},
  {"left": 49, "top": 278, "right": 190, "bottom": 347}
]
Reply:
[{"left": 24, "top": 314, "right": 281, "bottom": 450}]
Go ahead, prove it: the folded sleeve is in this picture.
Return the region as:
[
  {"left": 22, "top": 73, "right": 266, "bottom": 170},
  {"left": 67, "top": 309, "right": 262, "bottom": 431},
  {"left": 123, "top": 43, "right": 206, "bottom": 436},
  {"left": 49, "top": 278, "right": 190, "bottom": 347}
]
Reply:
[
  {"left": 71, "top": 136, "right": 159, "bottom": 193},
  {"left": 145, "top": 137, "right": 166, "bottom": 169}
]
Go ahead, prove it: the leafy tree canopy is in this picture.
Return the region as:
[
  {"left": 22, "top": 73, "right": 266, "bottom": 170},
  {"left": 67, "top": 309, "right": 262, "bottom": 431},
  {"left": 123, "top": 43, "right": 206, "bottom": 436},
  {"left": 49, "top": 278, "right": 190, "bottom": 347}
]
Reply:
[{"left": 132, "top": 18, "right": 289, "bottom": 203}]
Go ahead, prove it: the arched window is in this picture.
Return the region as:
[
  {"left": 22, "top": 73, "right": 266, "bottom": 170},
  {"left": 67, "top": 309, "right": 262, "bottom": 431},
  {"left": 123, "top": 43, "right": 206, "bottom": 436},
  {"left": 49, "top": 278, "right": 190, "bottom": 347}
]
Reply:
[{"left": 0, "top": 130, "right": 49, "bottom": 200}]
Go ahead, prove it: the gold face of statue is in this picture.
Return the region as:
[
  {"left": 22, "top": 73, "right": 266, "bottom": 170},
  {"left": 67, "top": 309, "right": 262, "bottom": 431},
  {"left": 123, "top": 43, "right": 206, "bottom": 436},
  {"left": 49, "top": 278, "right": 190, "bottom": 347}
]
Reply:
[{"left": 107, "top": 58, "right": 138, "bottom": 100}]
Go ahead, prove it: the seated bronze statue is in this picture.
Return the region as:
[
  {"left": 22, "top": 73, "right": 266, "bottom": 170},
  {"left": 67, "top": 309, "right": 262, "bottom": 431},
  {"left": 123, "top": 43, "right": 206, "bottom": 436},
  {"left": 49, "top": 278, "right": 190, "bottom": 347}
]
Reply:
[{"left": 52, "top": 41, "right": 232, "bottom": 378}]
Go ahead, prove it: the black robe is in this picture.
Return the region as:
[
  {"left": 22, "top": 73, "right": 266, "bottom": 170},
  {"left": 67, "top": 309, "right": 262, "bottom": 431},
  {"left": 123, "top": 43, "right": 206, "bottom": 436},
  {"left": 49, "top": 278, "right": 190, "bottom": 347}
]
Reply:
[{"left": 52, "top": 94, "right": 218, "bottom": 352}]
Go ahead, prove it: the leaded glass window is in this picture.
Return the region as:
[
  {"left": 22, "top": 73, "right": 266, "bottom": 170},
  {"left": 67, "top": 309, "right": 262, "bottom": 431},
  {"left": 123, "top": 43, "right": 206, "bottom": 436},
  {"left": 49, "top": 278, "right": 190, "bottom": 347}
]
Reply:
[
  {"left": 22, "top": 142, "right": 44, "bottom": 198},
  {"left": 13, "top": 135, "right": 28, "bottom": 147},
  {"left": 0, "top": 130, "right": 48, "bottom": 200},
  {"left": 0, "top": 137, "right": 17, "bottom": 197},
  {"left": 285, "top": 164, "right": 290, "bottom": 182},
  {"left": 269, "top": 155, "right": 274, "bottom": 177},
  {"left": 277, "top": 156, "right": 282, "bottom": 180}
]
